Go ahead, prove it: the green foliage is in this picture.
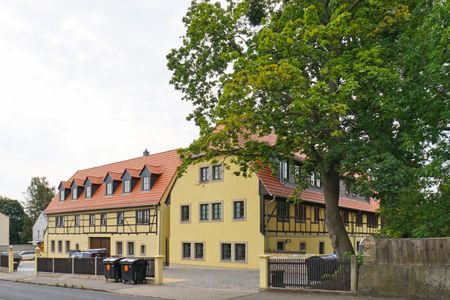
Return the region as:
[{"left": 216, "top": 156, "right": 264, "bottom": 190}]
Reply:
[
  {"left": 0, "top": 196, "right": 31, "bottom": 244},
  {"left": 24, "top": 176, "right": 55, "bottom": 221},
  {"left": 167, "top": 0, "right": 449, "bottom": 247}
]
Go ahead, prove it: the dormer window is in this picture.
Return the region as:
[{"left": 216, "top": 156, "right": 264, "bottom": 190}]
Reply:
[
  {"left": 124, "top": 179, "right": 131, "bottom": 193},
  {"left": 60, "top": 190, "right": 65, "bottom": 201},
  {"left": 72, "top": 188, "right": 78, "bottom": 200},
  {"left": 282, "top": 161, "right": 289, "bottom": 181},
  {"left": 142, "top": 176, "right": 150, "bottom": 191},
  {"left": 86, "top": 185, "right": 92, "bottom": 198},
  {"left": 310, "top": 172, "right": 322, "bottom": 188},
  {"left": 106, "top": 182, "right": 113, "bottom": 195}
]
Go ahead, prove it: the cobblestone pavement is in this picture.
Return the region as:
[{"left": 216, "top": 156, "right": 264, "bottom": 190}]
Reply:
[{"left": 163, "top": 265, "right": 260, "bottom": 292}]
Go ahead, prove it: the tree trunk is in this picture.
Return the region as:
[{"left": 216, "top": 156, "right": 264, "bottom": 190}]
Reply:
[{"left": 323, "top": 168, "right": 354, "bottom": 257}]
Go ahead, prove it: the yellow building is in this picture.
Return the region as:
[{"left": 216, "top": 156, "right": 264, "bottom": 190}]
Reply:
[
  {"left": 44, "top": 149, "right": 179, "bottom": 264},
  {"left": 0, "top": 212, "right": 9, "bottom": 246},
  {"left": 170, "top": 157, "right": 380, "bottom": 269}
]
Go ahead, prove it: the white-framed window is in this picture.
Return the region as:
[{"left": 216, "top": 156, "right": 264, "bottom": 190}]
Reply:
[
  {"left": 124, "top": 179, "right": 131, "bottom": 193},
  {"left": 142, "top": 176, "right": 150, "bottom": 191},
  {"left": 89, "top": 214, "right": 96, "bottom": 226},
  {"left": 282, "top": 161, "right": 289, "bottom": 180},
  {"left": 100, "top": 213, "right": 107, "bottom": 226},
  {"left": 200, "top": 203, "right": 209, "bottom": 221},
  {"left": 310, "top": 172, "right": 322, "bottom": 188},
  {"left": 86, "top": 185, "right": 92, "bottom": 198},
  {"left": 117, "top": 212, "right": 124, "bottom": 225},
  {"left": 212, "top": 202, "right": 222, "bottom": 220},
  {"left": 212, "top": 165, "right": 222, "bottom": 180},
  {"left": 200, "top": 167, "right": 209, "bottom": 182},
  {"left": 56, "top": 216, "right": 64, "bottom": 228},
  {"left": 72, "top": 188, "right": 78, "bottom": 200},
  {"left": 233, "top": 200, "right": 245, "bottom": 220},
  {"left": 106, "top": 182, "right": 113, "bottom": 195},
  {"left": 74, "top": 215, "right": 80, "bottom": 227},
  {"left": 136, "top": 209, "right": 150, "bottom": 224},
  {"left": 60, "top": 190, "right": 65, "bottom": 201}
]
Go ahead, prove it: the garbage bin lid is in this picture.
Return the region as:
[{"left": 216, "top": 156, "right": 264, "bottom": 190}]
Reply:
[
  {"left": 120, "top": 258, "right": 139, "bottom": 263},
  {"left": 103, "top": 257, "right": 123, "bottom": 262}
]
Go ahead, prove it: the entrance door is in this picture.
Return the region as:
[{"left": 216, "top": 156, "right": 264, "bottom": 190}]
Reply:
[{"left": 89, "top": 237, "right": 111, "bottom": 255}]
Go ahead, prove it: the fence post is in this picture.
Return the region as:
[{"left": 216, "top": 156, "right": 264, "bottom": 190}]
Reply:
[
  {"left": 52, "top": 258, "right": 55, "bottom": 274},
  {"left": 153, "top": 255, "right": 164, "bottom": 285},
  {"left": 94, "top": 256, "right": 97, "bottom": 277},
  {"left": 259, "top": 255, "right": 270, "bottom": 290},
  {"left": 351, "top": 255, "right": 358, "bottom": 292},
  {"left": 72, "top": 258, "right": 74, "bottom": 275},
  {"left": 8, "top": 246, "right": 14, "bottom": 273},
  {"left": 34, "top": 247, "right": 40, "bottom": 276}
]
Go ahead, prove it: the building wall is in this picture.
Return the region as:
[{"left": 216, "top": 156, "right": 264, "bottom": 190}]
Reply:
[
  {"left": 264, "top": 200, "right": 379, "bottom": 254},
  {"left": 44, "top": 206, "right": 163, "bottom": 261},
  {"left": 0, "top": 212, "right": 9, "bottom": 246},
  {"left": 170, "top": 158, "right": 264, "bottom": 269},
  {"left": 33, "top": 212, "right": 48, "bottom": 245}
]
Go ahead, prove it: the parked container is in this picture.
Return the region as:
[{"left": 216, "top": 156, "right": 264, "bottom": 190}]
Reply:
[
  {"left": 119, "top": 258, "right": 148, "bottom": 284},
  {"left": 103, "top": 257, "right": 123, "bottom": 282}
]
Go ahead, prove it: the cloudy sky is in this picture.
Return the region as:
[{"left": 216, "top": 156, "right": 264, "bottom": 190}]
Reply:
[{"left": 0, "top": 0, "right": 198, "bottom": 202}]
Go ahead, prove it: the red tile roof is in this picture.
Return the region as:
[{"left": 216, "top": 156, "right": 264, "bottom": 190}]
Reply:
[
  {"left": 84, "top": 176, "right": 103, "bottom": 185},
  {"left": 257, "top": 166, "right": 379, "bottom": 212},
  {"left": 45, "top": 149, "right": 181, "bottom": 215},
  {"left": 70, "top": 179, "right": 84, "bottom": 187},
  {"left": 123, "top": 168, "right": 141, "bottom": 178}
]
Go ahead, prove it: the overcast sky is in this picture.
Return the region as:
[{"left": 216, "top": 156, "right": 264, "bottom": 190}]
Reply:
[{"left": 0, "top": 0, "right": 198, "bottom": 202}]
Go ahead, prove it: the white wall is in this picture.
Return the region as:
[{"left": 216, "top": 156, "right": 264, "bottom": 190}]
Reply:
[{"left": 0, "top": 212, "right": 9, "bottom": 246}]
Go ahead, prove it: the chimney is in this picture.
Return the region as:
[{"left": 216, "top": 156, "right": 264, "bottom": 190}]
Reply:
[{"left": 143, "top": 149, "right": 150, "bottom": 156}]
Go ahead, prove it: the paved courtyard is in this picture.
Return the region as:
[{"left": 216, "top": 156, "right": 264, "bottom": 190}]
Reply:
[{"left": 164, "top": 265, "right": 259, "bottom": 291}]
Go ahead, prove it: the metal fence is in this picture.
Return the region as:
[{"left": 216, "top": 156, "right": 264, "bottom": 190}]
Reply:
[
  {"left": 268, "top": 257, "right": 351, "bottom": 291},
  {"left": 37, "top": 257, "right": 155, "bottom": 278},
  {"left": 0, "top": 254, "right": 8, "bottom": 268}
]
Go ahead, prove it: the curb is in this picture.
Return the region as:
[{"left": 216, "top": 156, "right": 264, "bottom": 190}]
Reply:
[{"left": 0, "top": 277, "right": 111, "bottom": 294}]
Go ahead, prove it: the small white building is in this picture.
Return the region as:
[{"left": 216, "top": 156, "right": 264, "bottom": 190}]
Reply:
[
  {"left": 32, "top": 212, "right": 48, "bottom": 245},
  {"left": 0, "top": 212, "right": 9, "bottom": 246}
]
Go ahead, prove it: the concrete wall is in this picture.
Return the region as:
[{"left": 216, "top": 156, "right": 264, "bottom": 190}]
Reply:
[
  {"left": 359, "top": 236, "right": 450, "bottom": 299},
  {"left": 0, "top": 213, "right": 9, "bottom": 246}
]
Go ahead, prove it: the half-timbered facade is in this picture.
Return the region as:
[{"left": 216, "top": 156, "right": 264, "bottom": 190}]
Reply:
[{"left": 44, "top": 149, "right": 180, "bottom": 263}]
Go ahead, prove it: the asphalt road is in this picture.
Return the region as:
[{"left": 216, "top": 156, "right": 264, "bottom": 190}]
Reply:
[{"left": 0, "top": 281, "right": 163, "bottom": 300}]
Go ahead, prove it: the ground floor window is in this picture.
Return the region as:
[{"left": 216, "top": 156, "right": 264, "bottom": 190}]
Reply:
[
  {"left": 221, "top": 243, "right": 231, "bottom": 260},
  {"left": 194, "top": 243, "right": 204, "bottom": 259},
  {"left": 65, "top": 241, "right": 70, "bottom": 253},
  {"left": 319, "top": 241, "right": 325, "bottom": 254},
  {"left": 235, "top": 243, "right": 246, "bottom": 261},
  {"left": 57, "top": 240, "right": 62, "bottom": 253},
  {"left": 182, "top": 242, "right": 191, "bottom": 259},
  {"left": 127, "top": 242, "right": 134, "bottom": 256},
  {"left": 277, "top": 241, "right": 285, "bottom": 251},
  {"left": 299, "top": 242, "right": 306, "bottom": 254},
  {"left": 75, "top": 243, "right": 79, "bottom": 251},
  {"left": 51, "top": 240, "right": 55, "bottom": 252},
  {"left": 140, "top": 244, "right": 146, "bottom": 256},
  {"left": 116, "top": 242, "right": 123, "bottom": 255},
  {"left": 219, "top": 242, "right": 247, "bottom": 263}
]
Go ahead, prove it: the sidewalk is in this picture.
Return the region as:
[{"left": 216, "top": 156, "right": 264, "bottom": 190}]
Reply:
[{"left": 0, "top": 270, "right": 257, "bottom": 300}]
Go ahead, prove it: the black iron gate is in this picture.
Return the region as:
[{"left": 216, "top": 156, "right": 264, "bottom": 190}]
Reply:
[{"left": 268, "top": 256, "right": 351, "bottom": 291}]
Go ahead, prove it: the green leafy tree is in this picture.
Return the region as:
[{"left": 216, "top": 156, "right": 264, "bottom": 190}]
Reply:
[
  {"left": 0, "top": 196, "right": 31, "bottom": 244},
  {"left": 167, "top": 0, "right": 448, "bottom": 256},
  {"left": 24, "top": 177, "right": 55, "bottom": 221}
]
